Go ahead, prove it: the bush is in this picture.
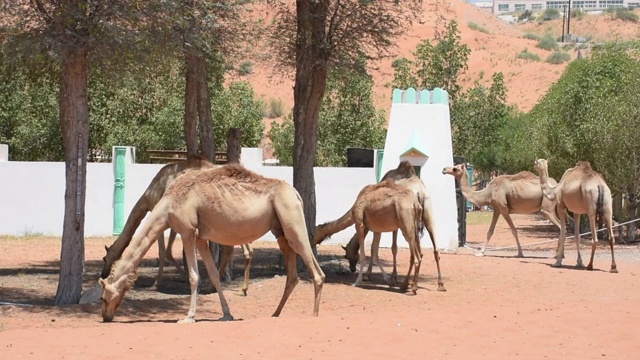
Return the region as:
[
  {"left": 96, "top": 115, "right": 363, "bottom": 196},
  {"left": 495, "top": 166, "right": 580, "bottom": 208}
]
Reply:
[
  {"left": 391, "top": 57, "right": 410, "bottom": 69},
  {"left": 468, "top": 21, "right": 491, "bottom": 34},
  {"left": 264, "top": 98, "right": 284, "bottom": 118},
  {"left": 612, "top": 8, "right": 639, "bottom": 22},
  {"left": 546, "top": 50, "right": 571, "bottom": 64},
  {"left": 516, "top": 48, "right": 541, "bottom": 61},
  {"left": 562, "top": 43, "right": 575, "bottom": 51},
  {"left": 571, "top": 8, "right": 585, "bottom": 20},
  {"left": 523, "top": 32, "right": 541, "bottom": 41},
  {"left": 536, "top": 35, "right": 559, "bottom": 51},
  {"left": 518, "top": 10, "right": 534, "bottom": 21},
  {"left": 237, "top": 61, "right": 253, "bottom": 76},
  {"left": 543, "top": 8, "right": 561, "bottom": 20}
]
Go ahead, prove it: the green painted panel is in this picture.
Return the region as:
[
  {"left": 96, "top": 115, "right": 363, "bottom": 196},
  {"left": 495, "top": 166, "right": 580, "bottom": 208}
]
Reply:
[
  {"left": 392, "top": 89, "right": 403, "bottom": 103},
  {"left": 376, "top": 149, "right": 385, "bottom": 182},
  {"left": 433, "top": 87, "right": 449, "bottom": 104},
  {"left": 419, "top": 90, "right": 431, "bottom": 104},
  {"left": 113, "top": 147, "right": 127, "bottom": 235},
  {"left": 404, "top": 88, "right": 417, "bottom": 103}
]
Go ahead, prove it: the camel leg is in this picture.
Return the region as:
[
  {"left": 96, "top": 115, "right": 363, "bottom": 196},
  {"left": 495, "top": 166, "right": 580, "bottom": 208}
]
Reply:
[
  {"left": 154, "top": 231, "right": 166, "bottom": 287},
  {"left": 424, "top": 206, "right": 446, "bottom": 291},
  {"left": 196, "top": 239, "right": 233, "bottom": 321},
  {"left": 500, "top": 211, "right": 524, "bottom": 258},
  {"left": 272, "top": 236, "right": 299, "bottom": 317},
  {"left": 178, "top": 231, "right": 200, "bottom": 324},
  {"left": 605, "top": 216, "right": 618, "bottom": 273},
  {"left": 400, "top": 242, "right": 415, "bottom": 292},
  {"left": 354, "top": 226, "right": 369, "bottom": 287},
  {"left": 553, "top": 203, "right": 568, "bottom": 267},
  {"left": 240, "top": 243, "right": 253, "bottom": 295},
  {"left": 540, "top": 205, "right": 565, "bottom": 260},
  {"left": 402, "top": 228, "right": 422, "bottom": 295},
  {"left": 478, "top": 210, "right": 501, "bottom": 256},
  {"left": 217, "top": 245, "right": 234, "bottom": 281},
  {"left": 573, "top": 213, "right": 585, "bottom": 268},
  {"left": 391, "top": 231, "right": 398, "bottom": 284},
  {"left": 585, "top": 213, "right": 598, "bottom": 271},
  {"left": 166, "top": 230, "right": 186, "bottom": 276},
  {"left": 364, "top": 232, "right": 379, "bottom": 281}
]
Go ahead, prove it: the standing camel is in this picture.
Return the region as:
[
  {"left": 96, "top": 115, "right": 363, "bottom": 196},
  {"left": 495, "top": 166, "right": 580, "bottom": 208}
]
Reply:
[
  {"left": 101, "top": 156, "right": 254, "bottom": 295},
  {"left": 442, "top": 163, "right": 562, "bottom": 257},
  {"left": 534, "top": 159, "right": 617, "bottom": 272},
  {"left": 99, "top": 164, "right": 325, "bottom": 323},
  {"left": 315, "top": 179, "right": 445, "bottom": 294}
]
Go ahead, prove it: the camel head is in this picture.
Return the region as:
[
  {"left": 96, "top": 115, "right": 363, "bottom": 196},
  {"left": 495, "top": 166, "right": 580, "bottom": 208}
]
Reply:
[
  {"left": 534, "top": 158, "right": 549, "bottom": 174},
  {"left": 441, "top": 163, "right": 466, "bottom": 179},
  {"left": 99, "top": 269, "right": 137, "bottom": 322},
  {"left": 343, "top": 235, "right": 360, "bottom": 273}
]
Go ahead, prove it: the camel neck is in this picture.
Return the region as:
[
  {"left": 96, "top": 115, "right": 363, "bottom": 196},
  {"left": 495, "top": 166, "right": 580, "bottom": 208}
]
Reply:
[
  {"left": 457, "top": 171, "right": 492, "bottom": 207},
  {"left": 538, "top": 166, "right": 556, "bottom": 200}
]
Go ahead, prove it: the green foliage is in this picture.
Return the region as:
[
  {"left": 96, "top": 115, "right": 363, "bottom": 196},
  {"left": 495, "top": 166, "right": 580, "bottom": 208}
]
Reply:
[
  {"left": 451, "top": 72, "right": 515, "bottom": 174},
  {"left": 516, "top": 48, "right": 541, "bottom": 61},
  {"left": 468, "top": 22, "right": 491, "bottom": 34},
  {"left": 238, "top": 61, "right": 253, "bottom": 76},
  {"left": 571, "top": 8, "right": 586, "bottom": 20},
  {"left": 543, "top": 8, "right": 561, "bottom": 21},
  {"left": 518, "top": 10, "right": 534, "bottom": 21},
  {"left": 269, "top": 59, "right": 386, "bottom": 166},
  {"left": 608, "top": 8, "right": 639, "bottom": 22},
  {"left": 536, "top": 35, "right": 559, "bottom": 51},
  {"left": 546, "top": 50, "right": 572, "bottom": 64},
  {"left": 392, "top": 20, "right": 470, "bottom": 101},
  {"left": 391, "top": 57, "right": 410, "bottom": 69},
  {"left": 523, "top": 32, "right": 541, "bottom": 41}
]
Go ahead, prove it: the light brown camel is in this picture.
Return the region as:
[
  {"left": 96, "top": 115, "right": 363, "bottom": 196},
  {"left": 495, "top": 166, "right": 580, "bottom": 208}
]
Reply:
[
  {"left": 442, "top": 163, "right": 563, "bottom": 257},
  {"left": 101, "top": 156, "right": 254, "bottom": 295},
  {"left": 534, "top": 159, "right": 617, "bottom": 272},
  {"left": 99, "top": 164, "right": 325, "bottom": 323},
  {"left": 341, "top": 162, "right": 443, "bottom": 288},
  {"left": 315, "top": 179, "right": 444, "bottom": 294}
]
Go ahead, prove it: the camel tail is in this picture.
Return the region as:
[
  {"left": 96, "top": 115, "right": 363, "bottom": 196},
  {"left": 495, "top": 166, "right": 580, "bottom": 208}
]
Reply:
[
  {"left": 313, "top": 210, "right": 354, "bottom": 245},
  {"left": 596, "top": 185, "right": 605, "bottom": 227},
  {"left": 414, "top": 193, "right": 426, "bottom": 242}
]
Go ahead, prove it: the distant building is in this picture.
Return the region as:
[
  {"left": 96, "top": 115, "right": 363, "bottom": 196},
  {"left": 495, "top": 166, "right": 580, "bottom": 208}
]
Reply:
[{"left": 488, "top": 0, "right": 637, "bottom": 14}]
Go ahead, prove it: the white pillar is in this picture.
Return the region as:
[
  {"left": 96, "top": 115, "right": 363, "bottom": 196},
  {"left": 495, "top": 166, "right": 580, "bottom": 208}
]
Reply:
[{"left": 0, "top": 144, "right": 8, "bottom": 162}]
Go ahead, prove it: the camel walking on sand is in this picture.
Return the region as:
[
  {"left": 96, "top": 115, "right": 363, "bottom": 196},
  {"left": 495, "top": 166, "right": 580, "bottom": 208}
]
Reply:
[
  {"left": 315, "top": 179, "right": 444, "bottom": 294},
  {"left": 442, "top": 163, "right": 562, "bottom": 257},
  {"left": 100, "top": 164, "right": 325, "bottom": 323},
  {"left": 101, "top": 156, "right": 253, "bottom": 294},
  {"left": 534, "top": 159, "right": 617, "bottom": 272}
]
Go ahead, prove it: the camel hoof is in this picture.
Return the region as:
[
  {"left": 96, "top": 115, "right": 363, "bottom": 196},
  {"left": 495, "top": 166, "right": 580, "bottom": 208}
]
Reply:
[
  {"left": 515, "top": 253, "right": 524, "bottom": 258},
  {"left": 177, "top": 317, "right": 196, "bottom": 324},
  {"left": 241, "top": 289, "right": 248, "bottom": 297},
  {"left": 352, "top": 281, "right": 363, "bottom": 288},
  {"left": 475, "top": 251, "right": 485, "bottom": 257},
  {"left": 586, "top": 266, "right": 593, "bottom": 271},
  {"left": 405, "top": 291, "right": 417, "bottom": 296},
  {"left": 551, "top": 262, "right": 563, "bottom": 268},
  {"left": 437, "top": 285, "right": 447, "bottom": 292},
  {"left": 610, "top": 268, "right": 619, "bottom": 273},
  {"left": 220, "top": 314, "right": 234, "bottom": 321}
]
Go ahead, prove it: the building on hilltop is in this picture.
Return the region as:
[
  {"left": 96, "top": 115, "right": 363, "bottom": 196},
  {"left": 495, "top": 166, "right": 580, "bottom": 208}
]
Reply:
[{"left": 486, "top": 0, "right": 637, "bottom": 14}]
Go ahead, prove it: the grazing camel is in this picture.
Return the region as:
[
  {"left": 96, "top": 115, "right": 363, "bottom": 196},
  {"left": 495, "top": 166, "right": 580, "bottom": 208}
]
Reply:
[
  {"left": 341, "top": 162, "right": 443, "bottom": 288},
  {"left": 315, "top": 179, "right": 444, "bottom": 294},
  {"left": 442, "top": 163, "right": 562, "bottom": 257},
  {"left": 101, "top": 156, "right": 254, "bottom": 295},
  {"left": 99, "top": 164, "right": 325, "bottom": 323},
  {"left": 534, "top": 159, "right": 617, "bottom": 272}
]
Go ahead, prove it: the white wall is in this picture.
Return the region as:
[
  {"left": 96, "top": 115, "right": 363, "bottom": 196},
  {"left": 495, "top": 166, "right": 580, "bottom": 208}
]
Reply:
[{"left": 0, "top": 150, "right": 459, "bottom": 249}]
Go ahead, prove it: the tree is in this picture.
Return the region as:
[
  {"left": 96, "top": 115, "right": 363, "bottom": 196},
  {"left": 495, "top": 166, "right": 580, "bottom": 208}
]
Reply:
[
  {"left": 1, "top": 0, "right": 139, "bottom": 304},
  {"left": 269, "top": 59, "right": 387, "bottom": 166},
  {"left": 271, "top": 0, "right": 423, "bottom": 244}
]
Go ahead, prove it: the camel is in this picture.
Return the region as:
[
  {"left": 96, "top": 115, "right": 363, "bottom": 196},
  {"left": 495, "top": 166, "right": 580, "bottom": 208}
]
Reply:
[
  {"left": 442, "top": 163, "right": 563, "bottom": 257},
  {"left": 315, "top": 179, "right": 444, "bottom": 294},
  {"left": 101, "top": 156, "right": 254, "bottom": 295},
  {"left": 340, "top": 162, "right": 443, "bottom": 287},
  {"left": 534, "top": 159, "right": 617, "bottom": 272},
  {"left": 99, "top": 164, "right": 325, "bottom": 323}
]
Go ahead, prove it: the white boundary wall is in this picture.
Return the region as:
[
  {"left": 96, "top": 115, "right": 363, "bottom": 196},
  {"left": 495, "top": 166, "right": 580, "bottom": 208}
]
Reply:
[{"left": 0, "top": 147, "right": 460, "bottom": 249}]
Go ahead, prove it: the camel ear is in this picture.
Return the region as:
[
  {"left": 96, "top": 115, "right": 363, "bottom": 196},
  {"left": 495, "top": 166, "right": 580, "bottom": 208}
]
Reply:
[
  {"left": 104, "top": 245, "right": 109, "bottom": 252},
  {"left": 99, "top": 278, "right": 106, "bottom": 287},
  {"left": 341, "top": 245, "right": 347, "bottom": 251}
]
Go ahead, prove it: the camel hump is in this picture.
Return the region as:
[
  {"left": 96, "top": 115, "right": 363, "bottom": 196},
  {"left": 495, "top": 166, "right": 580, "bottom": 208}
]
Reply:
[{"left": 575, "top": 161, "right": 592, "bottom": 169}]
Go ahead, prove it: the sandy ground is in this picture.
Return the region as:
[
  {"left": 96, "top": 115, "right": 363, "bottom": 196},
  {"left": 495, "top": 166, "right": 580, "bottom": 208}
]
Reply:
[{"left": 1, "top": 212, "right": 639, "bottom": 359}]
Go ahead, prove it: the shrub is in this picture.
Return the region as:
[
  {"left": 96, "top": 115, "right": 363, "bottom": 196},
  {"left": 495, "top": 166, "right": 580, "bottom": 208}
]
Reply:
[
  {"left": 391, "top": 57, "right": 410, "bottom": 69},
  {"left": 516, "top": 48, "right": 541, "bottom": 61},
  {"left": 224, "top": 62, "right": 235, "bottom": 71},
  {"left": 237, "top": 61, "right": 253, "bottom": 76},
  {"left": 518, "top": 10, "right": 534, "bottom": 21},
  {"left": 562, "top": 43, "right": 575, "bottom": 51},
  {"left": 265, "top": 98, "right": 284, "bottom": 118},
  {"left": 536, "top": 35, "right": 559, "bottom": 51},
  {"left": 542, "top": 8, "right": 561, "bottom": 20},
  {"left": 613, "top": 8, "right": 639, "bottom": 22},
  {"left": 523, "top": 32, "right": 541, "bottom": 41},
  {"left": 546, "top": 50, "right": 571, "bottom": 64},
  {"left": 468, "top": 21, "right": 491, "bottom": 34},
  {"left": 571, "top": 8, "right": 585, "bottom": 20}
]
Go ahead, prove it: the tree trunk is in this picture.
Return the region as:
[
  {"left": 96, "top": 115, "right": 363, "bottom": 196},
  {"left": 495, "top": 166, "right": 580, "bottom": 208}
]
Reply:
[
  {"left": 226, "top": 128, "right": 242, "bottom": 163},
  {"left": 294, "top": 1, "right": 330, "bottom": 251},
  {"left": 54, "top": 47, "right": 89, "bottom": 305},
  {"left": 627, "top": 197, "right": 637, "bottom": 243},
  {"left": 184, "top": 48, "right": 199, "bottom": 157},
  {"left": 196, "top": 52, "right": 215, "bottom": 160}
]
